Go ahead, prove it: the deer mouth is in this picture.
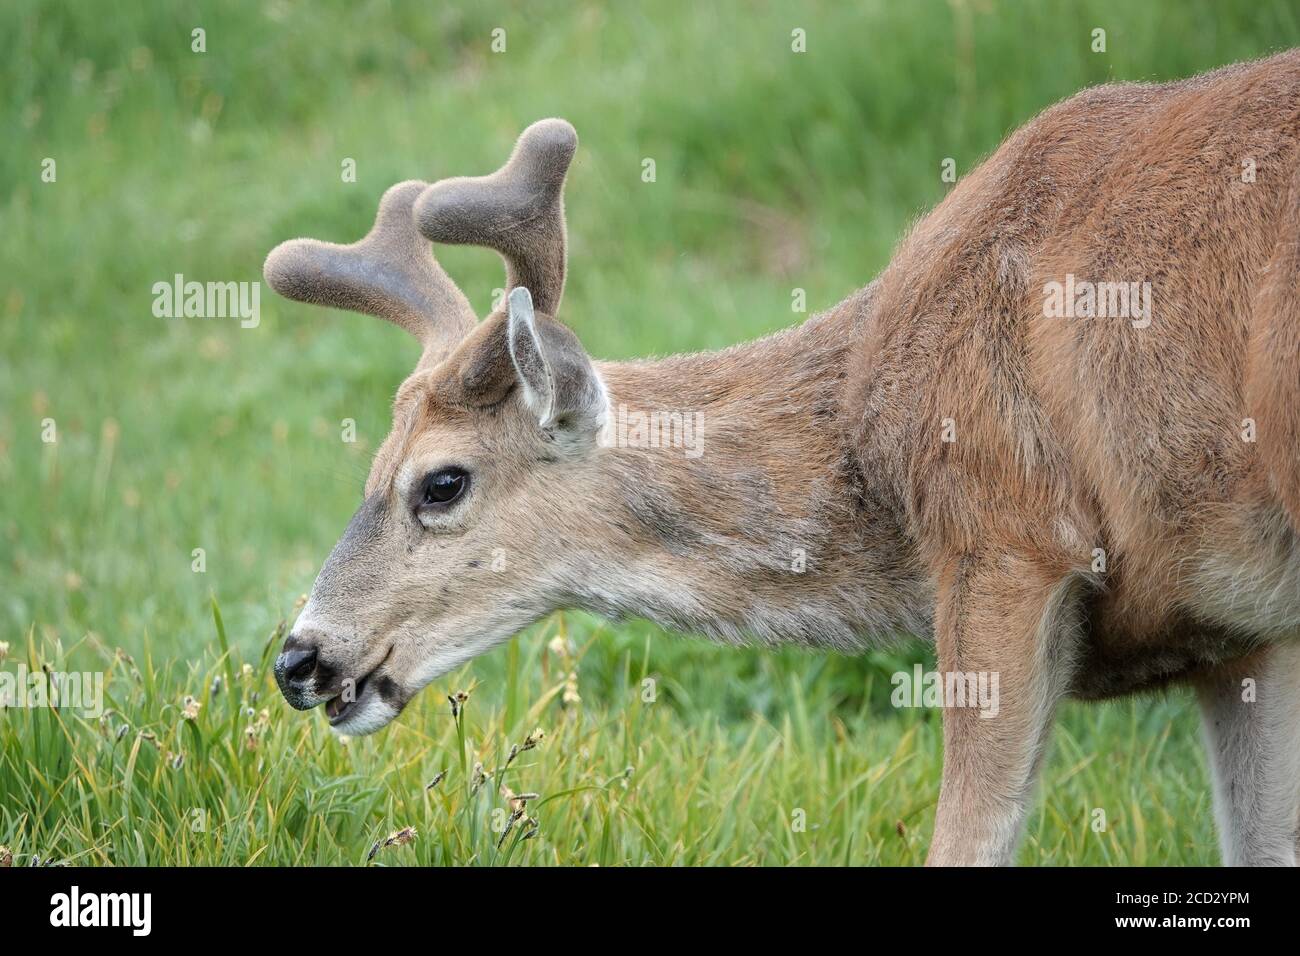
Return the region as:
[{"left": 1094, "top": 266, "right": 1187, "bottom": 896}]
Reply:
[{"left": 324, "top": 648, "right": 393, "bottom": 727}]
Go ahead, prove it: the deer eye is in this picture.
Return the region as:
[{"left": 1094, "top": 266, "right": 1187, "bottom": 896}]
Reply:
[{"left": 419, "top": 467, "right": 469, "bottom": 509}]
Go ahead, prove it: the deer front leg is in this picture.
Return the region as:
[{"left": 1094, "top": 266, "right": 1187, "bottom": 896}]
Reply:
[
  {"left": 1195, "top": 642, "right": 1300, "bottom": 866},
  {"left": 925, "top": 554, "right": 1085, "bottom": 866}
]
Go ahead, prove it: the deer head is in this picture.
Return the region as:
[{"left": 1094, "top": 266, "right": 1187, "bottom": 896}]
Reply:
[
  {"left": 265, "top": 117, "right": 910, "bottom": 736},
  {"left": 265, "top": 119, "right": 614, "bottom": 734}
]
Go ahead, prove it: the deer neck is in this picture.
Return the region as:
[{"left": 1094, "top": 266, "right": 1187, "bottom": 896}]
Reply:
[{"left": 560, "top": 296, "right": 930, "bottom": 649}]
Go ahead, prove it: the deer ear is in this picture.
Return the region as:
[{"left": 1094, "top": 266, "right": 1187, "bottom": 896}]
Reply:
[{"left": 507, "top": 287, "right": 606, "bottom": 442}]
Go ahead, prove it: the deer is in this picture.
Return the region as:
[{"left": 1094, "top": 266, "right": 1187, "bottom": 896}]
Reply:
[{"left": 265, "top": 48, "right": 1300, "bottom": 866}]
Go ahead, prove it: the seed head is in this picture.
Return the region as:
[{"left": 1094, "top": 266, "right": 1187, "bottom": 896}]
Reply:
[
  {"left": 367, "top": 826, "right": 417, "bottom": 862},
  {"left": 470, "top": 761, "right": 490, "bottom": 794},
  {"left": 505, "top": 728, "right": 546, "bottom": 768},
  {"left": 115, "top": 647, "right": 143, "bottom": 682},
  {"left": 562, "top": 672, "right": 581, "bottom": 706},
  {"left": 503, "top": 788, "right": 538, "bottom": 814},
  {"left": 448, "top": 688, "right": 472, "bottom": 718},
  {"left": 181, "top": 695, "right": 201, "bottom": 720},
  {"left": 495, "top": 806, "right": 525, "bottom": 849}
]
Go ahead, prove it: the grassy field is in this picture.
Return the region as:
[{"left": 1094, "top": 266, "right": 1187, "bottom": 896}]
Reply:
[{"left": 2, "top": 0, "right": 1297, "bottom": 866}]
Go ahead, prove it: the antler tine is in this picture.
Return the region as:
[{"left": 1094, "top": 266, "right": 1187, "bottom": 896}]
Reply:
[
  {"left": 413, "top": 118, "right": 578, "bottom": 316},
  {"left": 263, "top": 180, "right": 476, "bottom": 357}
]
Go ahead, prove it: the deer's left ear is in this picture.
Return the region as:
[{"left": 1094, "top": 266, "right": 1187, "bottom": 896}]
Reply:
[{"left": 506, "top": 287, "right": 607, "bottom": 443}]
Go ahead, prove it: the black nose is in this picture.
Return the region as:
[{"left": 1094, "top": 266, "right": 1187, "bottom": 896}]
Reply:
[
  {"left": 274, "top": 634, "right": 332, "bottom": 709},
  {"left": 282, "top": 645, "right": 317, "bottom": 682}
]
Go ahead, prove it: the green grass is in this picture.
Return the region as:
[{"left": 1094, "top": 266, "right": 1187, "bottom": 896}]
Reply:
[
  {"left": 3, "top": 0, "right": 1296, "bottom": 865},
  {"left": 0, "top": 617, "right": 1216, "bottom": 865}
]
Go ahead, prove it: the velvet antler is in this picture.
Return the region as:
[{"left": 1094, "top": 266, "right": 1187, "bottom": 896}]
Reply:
[
  {"left": 413, "top": 119, "right": 578, "bottom": 316},
  {"left": 263, "top": 180, "right": 476, "bottom": 360}
]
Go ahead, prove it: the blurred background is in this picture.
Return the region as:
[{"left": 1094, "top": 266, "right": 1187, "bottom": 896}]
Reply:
[{"left": 3, "top": 0, "right": 1298, "bottom": 865}]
